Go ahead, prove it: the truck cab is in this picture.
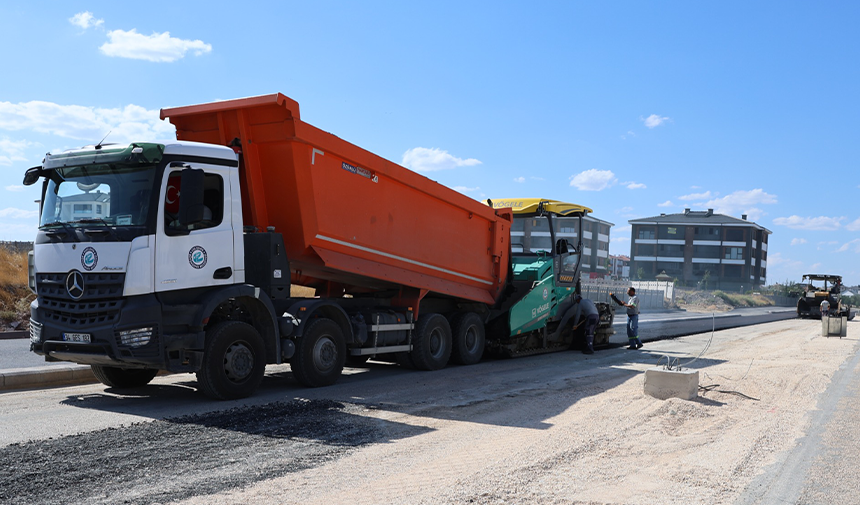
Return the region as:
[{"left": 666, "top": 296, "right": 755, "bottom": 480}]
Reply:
[{"left": 25, "top": 141, "right": 279, "bottom": 399}]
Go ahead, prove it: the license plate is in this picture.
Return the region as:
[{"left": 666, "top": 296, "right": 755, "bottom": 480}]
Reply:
[{"left": 63, "top": 333, "right": 91, "bottom": 343}]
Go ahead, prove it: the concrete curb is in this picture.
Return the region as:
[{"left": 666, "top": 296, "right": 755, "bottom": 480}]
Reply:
[
  {"left": 0, "top": 331, "right": 28, "bottom": 340},
  {"left": 0, "top": 365, "right": 97, "bottom": 392}
]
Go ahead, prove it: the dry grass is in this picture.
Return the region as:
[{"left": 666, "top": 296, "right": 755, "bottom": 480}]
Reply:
[{"left": 0, "top": 248, "right": 33, "bottom": 326}]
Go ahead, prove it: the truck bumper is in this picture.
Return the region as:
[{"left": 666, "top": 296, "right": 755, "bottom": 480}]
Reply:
[{"left": 30, "top": 294, "right": 203, "bottom": 371}]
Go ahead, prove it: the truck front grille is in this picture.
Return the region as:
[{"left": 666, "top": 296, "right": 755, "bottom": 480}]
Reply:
[{"left": 36, "top": 273, "right": 125, "bottom": 328}]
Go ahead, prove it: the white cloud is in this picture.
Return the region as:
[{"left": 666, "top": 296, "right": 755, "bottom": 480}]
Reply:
[
  {"left": 621, "top": 130, "right": 637, "bottom": 140},
  {"left": 790, "top": 238, "right": 807, "bottom": 246},
  {"left": 569, "top": 169, "right": 617, "bottom": 191},
  {"left": 69, "top": 12, "right": 104, "bottom": 30},
  {"left": 513, "top": 177, "right": 525, "bottom": 183},
  {"left": 625, "top": 182, "right": 646, "bottom": 190},
  {"left": 452, "top": 186, "right": 480, "bottom": 194},
  {"left": 100, "top": 29, "right": 212, "bottom": 62},
  {"left": 401, "top": 147, "right": 481, "bottom": 172},
  {"left": 0, "top": 207, "right": 38, "bottom": 219},
  {"left": 530, "top": 176, "right": 545, "bottom": 181},
  {"left": 617, "top": 206, "right": 634, "bottom": 214},
  {"left": 0, "top": 100, "right": 175, "bottom": 144},
  {"left": 767, "top": 252, "right": 803, "bottom": 268},
  {"left": 0, "top": 138, "right": 33, "bottom": 166},
  {"left": 658, "top": 200, "right": 674, "bottom": 207},
  {"left": 642, "top": 114, "right": 671, "bottom": 128},
  {"left": 679, "top": 191, "right": 715, "bottom": 201},
  {"left": 809, "top": 263, "right": 822, "bottom": 271},
  {"left": 612, "top": 225, "right": 632, "bottom": 235},
  {"left": 837, "top": 239, "right": 860, "bottom": 253},
  {"left": 704, "top": 189, "right": 777, "bottom": 221},
  {"left": 5, "top": 185, "right": 25, "bottom": 192},
  {"left": 846, "top": 217, "right": 860, "bottom": 231},
  {"left": 773, "top": 215, "right": 844, "bottom": 231}
]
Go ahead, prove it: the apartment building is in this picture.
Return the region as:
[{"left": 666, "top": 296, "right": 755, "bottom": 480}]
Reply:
[
  {"left": 628, "top": 209, "right": 771, "bottom": 290},
  {"left": 608, "top": 254, "right": 631, "bottom": 280}
]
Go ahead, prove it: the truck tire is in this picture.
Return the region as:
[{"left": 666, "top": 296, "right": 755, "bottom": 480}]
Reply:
[
  {"left": 91, "top": 365, "right": 158, "bottom": 389},
  {"left": 291, "top": 318, "right": 346, "bottom": 387},
  {"left": 196, "top": 321, "right": 266, "bottom": 400},
  {"left": 450, "top": 312, "right": 485, "bottom": 365},
  {"left": 410, "top": 313, "right": 452, "bottom": 371}
]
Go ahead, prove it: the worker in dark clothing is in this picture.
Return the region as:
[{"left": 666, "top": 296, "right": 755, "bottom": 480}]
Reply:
[{"left": 573, "top": 295, "right": 599, "bottom": 354}]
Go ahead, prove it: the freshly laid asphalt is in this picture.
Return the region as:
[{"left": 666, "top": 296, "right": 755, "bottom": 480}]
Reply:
[{"left": 0, "top": 306, "right": 798, "bottom": 393}]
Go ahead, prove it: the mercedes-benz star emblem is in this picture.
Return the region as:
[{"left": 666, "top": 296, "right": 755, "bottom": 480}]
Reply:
[{"left": 66, "top": 270, "right": 85, "bottom": 300}]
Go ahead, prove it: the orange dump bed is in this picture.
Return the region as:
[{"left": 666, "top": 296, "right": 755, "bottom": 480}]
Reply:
[{"left": 161, "top": 94, "right": 510, "bottom": 305}]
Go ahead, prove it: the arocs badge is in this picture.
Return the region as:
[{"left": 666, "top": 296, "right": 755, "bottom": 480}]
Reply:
[
  {"left": 81, "top": 247, "right": 98, "bottom": 271},
  {"left": 188, "top": 246, "right": 208, "bottom": 269}
]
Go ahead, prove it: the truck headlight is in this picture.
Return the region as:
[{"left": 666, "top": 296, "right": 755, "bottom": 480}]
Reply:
[
  {"left": 30, "top": 321, "right": 43, "bottom": 344},
  {"left": 118, "top": 327, "right": 153, "bottom": 347}
]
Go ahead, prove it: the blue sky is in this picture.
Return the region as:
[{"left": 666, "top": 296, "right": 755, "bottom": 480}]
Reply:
[{"left": 1, "top": 2, "right": 858, "bottom": 285}]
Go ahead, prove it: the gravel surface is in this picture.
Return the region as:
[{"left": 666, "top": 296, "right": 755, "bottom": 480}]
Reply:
[
  {"left": 0, "top": 399, "right": 413, "bottom": 505},
  {"left": 2, "top": 319, "right": 856, "bottom": 505},
  {"left": 166, "top": 320, "right": 856, "bottom": 505}
]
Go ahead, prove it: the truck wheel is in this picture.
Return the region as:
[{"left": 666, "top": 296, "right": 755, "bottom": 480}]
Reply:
[
  {"left": 91, "top": 365, "right": 158, "bottom": 389},
  {"left": 411, "top": 313, "right": 452, "bottom": 371},
  {"left": 291, "top": 318, "right": 345, "bottom": 387},
  {"left": 196, "top": 321, "right": 266, "bottom": 400},
  {"left": 450, "top": 312, "right": 485, "bottom": 365}
]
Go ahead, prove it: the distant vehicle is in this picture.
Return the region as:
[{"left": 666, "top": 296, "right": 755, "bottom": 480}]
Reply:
[{"left": 796, "top": 274, "right": 853, "bottom": 320}]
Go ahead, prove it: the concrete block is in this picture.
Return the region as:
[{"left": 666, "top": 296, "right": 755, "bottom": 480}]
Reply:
[
  {"left": 644, "top": 367, "right": 699, "bottom": 401},
  {"left": 821, "top": 316, "right": 848, "bottom": 337}
]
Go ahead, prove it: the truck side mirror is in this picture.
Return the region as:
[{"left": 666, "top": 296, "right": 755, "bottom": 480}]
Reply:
[
  {"left": 556, "top": 239, "right": 572, "bottom": 255},
  {"left": 178, "top": 167, "right": 205, "bottom": 226},
  {"left": 23, "top": 166, "right": 43, "bottom": 186}
]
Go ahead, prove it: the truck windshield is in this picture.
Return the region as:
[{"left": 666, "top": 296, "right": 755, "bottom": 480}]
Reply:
[{"left": 39, "top": 163, "right": 157, "bottom": 229}]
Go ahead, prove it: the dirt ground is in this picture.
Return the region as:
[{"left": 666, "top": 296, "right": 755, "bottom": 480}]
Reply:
[{"left": 159, "top": 319, "right": 855, "bottom": 505}]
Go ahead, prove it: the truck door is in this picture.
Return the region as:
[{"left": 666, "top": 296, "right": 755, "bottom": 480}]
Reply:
[{"left": 154, "top": 164, "right": 235, "bottom": 292}]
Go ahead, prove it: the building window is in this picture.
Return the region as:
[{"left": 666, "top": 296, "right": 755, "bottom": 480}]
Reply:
[
  {"left": 725, "top": 247, "right": 744, "bottom": 260},
  {"left": 73, "top": 204, "right": 92, "bottom": 214},
  {"left": 637, "top": 227, "right": 655, "bottom": 239},
  {"left": 598, "top": 224, "right": 610, "bottom": 235},
  {"left": 96, "top": 204, "right": 102, "bottom": 214},
  {"left": 656, "top": 262, "right": 682, "bottom": 275},
  {"left": 694, "top": 226, "right": 720, "bottom": 239},
  {"left": 724, "top": 265, "right": 743, "bottom": 278},
  {"left": 692, "top": 264, "right": 712, "bottom": 276},
  {"left": 636, "top": 244, "right": 656, "bottom": 256},
  {"left": 693, "top": 245, "right": 721, "bottom": 258},
  {"left": 531, "top": 219, "right": 550, "bottom": 232},
  {"left": 658, "top": 225, "right": 684, "bottom": 239},
  {"left": 725, "top": 228, "right": 744, "bottom": 241},
  {"left": 658, "top": 244, "right": 684, "bottom": 257}
]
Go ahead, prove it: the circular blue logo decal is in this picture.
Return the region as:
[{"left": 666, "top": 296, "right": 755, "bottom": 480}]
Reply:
[
  {"left": 81, "top": 247, "right": 98, "bottom": 271},
  {"left": 188, "top": 246, "right": 208, "bottom": 269},
  {"left": 542, "top": 287, "right": 549, "bottom": 300}
]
